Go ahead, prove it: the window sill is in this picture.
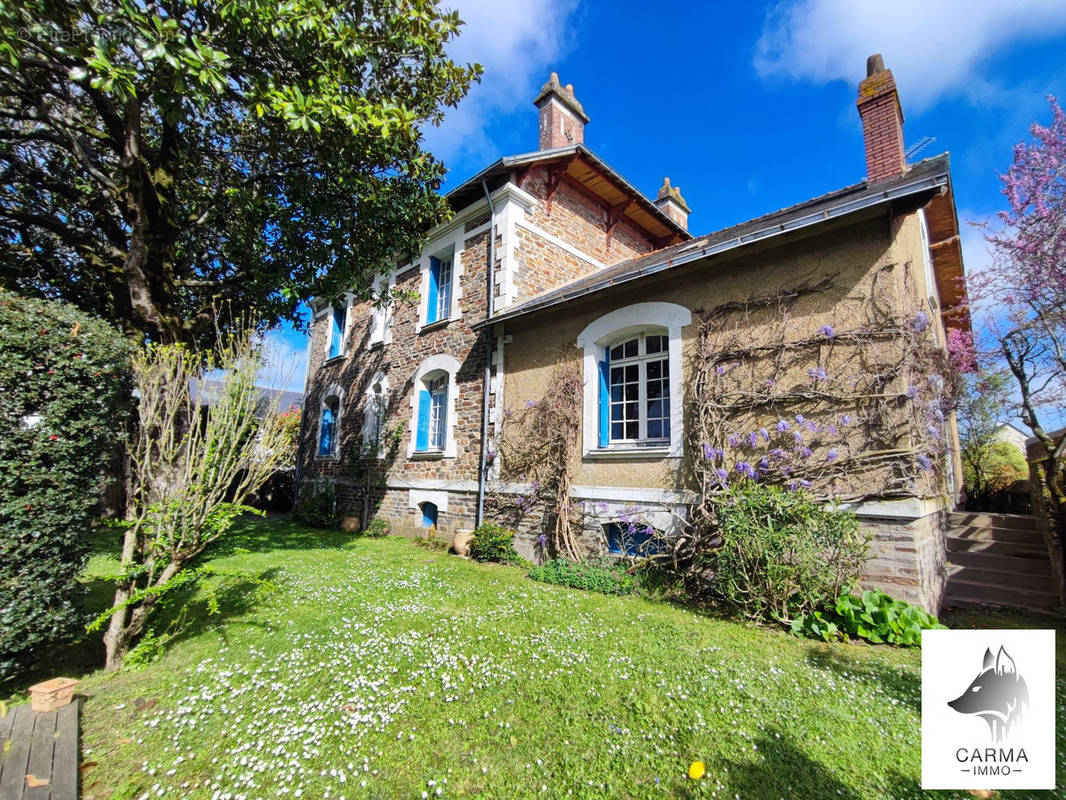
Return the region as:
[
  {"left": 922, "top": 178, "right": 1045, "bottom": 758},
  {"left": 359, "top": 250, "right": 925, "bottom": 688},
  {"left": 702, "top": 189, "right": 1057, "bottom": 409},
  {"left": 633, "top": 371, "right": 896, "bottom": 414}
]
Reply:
[
  {"left": 419, "top": 318, "right": 454, "bottom": 334},
  {"left": 314, "top": 453, "right": 341, "bottom": 462},
  {"left": 410, "top": 450, "right": 446, "bottom": 461},
  {"left": 323, "top": 355, "right": 345, "bottom": 365},
  {"left": 583, "top": 446, "right": 677, "bottom": 460},
  {"left": 368, "top": 340, "right": 385, "bottom": 350}
]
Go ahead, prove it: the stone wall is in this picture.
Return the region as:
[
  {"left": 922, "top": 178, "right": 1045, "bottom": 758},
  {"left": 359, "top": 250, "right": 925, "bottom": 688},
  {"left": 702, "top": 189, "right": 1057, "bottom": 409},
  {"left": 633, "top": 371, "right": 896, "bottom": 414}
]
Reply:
[{"left": 858, "top": 508, "right": 947, "bottom": 612}]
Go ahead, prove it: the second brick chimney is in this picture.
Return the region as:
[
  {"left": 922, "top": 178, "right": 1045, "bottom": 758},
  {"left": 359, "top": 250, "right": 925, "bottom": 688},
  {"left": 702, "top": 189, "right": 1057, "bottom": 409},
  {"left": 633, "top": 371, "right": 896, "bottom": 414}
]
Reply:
[
  {"left": 857, "top": 54, "right": 906, "bottom": 182},
  {"left": 534, "top": 73, "right": 589, "bottom": 150},
  {"left": 654, "top": 178, "right": 690, "bottom": 231}
]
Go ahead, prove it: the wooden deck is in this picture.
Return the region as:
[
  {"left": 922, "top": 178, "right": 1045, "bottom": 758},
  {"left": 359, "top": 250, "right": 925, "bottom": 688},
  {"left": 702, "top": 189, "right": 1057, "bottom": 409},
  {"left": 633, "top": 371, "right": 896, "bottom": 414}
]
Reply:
[{"left": 0, "top": 702, "right": 78, "bottom": 800}]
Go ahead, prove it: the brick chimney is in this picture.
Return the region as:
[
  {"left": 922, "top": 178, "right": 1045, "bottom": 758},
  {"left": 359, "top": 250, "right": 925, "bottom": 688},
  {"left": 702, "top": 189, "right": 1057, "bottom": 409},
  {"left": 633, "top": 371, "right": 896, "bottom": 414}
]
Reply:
[
  {"left": 534, "top": 72, "right": 589, "bottom": 150},
  {"left": 857, "top": 54, "right": 906, "bottom": 182},
  {"left": 654, "top": 177, "right": 690, "bottom": 231}
]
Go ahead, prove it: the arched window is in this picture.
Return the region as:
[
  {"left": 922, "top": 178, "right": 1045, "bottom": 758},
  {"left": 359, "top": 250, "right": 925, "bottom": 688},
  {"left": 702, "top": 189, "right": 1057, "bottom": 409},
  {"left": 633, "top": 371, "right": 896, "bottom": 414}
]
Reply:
[
  {"left": 420, "top": 501, "right": 439, "bottom": 529},
  {"left": 577, "top": 302, "right": 691, "bottom": 458},
  {"left": 363, "top": 372, "right": 389, "bottom": 454},
  {"left": 317, "top": 385, "right": 344, "bottom": 459},
  {"left": 408, "top": 354, "right": 461, "bottom": 458}
]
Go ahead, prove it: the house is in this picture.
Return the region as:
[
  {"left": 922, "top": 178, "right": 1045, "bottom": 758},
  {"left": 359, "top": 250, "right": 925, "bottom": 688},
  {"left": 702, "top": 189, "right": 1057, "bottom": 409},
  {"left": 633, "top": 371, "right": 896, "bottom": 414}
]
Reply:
[
  {"left": 299, "top": 56, "right": 968, "bottom": 612},
  {"left": 993, "top": 422, "right": 1030, "bottom": 455}
]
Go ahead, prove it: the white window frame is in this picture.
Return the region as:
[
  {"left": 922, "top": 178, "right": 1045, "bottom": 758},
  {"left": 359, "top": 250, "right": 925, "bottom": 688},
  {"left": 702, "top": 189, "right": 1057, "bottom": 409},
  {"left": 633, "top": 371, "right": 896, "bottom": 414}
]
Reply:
[
  {"left": 369, "top": 275, "right": 395, "bottom": 347},
  {"left": 362, "top": 371, "right": 389, "bottom": 456},
  {"left": 408, "top": 354, "right": 461, "bottom": 459},
  {"left": 315, "top": 383, "right": 345, "bottom": 461},
  {"left": 605, "top": 332, "right": 671, "bottom": 445},
  {"left": 325, "top": 295, "right": 353, "bottom": 361},
  {"left": 416, "top": 237, "right": 464, "bottom": 331},
  {"left": 576, "top": 302, "right": 691, "bottom": 459}
]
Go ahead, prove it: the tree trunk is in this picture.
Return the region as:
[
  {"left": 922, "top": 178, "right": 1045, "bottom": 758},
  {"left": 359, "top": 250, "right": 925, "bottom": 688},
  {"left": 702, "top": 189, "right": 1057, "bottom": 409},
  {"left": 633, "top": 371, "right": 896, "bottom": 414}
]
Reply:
[{"left": 103, "top": 517, "right": 141, "bottom": 670}]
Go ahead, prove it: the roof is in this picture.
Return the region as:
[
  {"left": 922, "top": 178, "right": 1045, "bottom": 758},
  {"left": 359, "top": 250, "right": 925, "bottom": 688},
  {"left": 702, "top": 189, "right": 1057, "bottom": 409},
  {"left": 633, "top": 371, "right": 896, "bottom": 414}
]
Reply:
[
  {"left": 475, "top": 154, "right": 960, "bottom": 330},
  {"left": 191, "top": 379, "right": 304, "bottom": 414},
  {"left": 445, "top": 144, "right": 691, "bottom": 244}
]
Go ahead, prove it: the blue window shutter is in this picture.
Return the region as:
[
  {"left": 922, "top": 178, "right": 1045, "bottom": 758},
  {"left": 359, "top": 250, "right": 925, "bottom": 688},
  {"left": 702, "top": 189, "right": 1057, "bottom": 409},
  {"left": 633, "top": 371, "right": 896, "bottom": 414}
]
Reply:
[
  {"left": 416, "top": 387, "right": 431, "bottom": 451},
  {"left": 318, "top": 406, "right": 334, "bottom": 456},
  {"left": 421, "top": 502, "right": 438, "bottom": 528},
  {"left": 598, "top": 354, "right": 610, "bottom": 448},
  {"left": 329, "top": 307, "right": 343, "bottom": 359},
  {"left": 427, "top": 257, "right": 440, "bottom": 323}
]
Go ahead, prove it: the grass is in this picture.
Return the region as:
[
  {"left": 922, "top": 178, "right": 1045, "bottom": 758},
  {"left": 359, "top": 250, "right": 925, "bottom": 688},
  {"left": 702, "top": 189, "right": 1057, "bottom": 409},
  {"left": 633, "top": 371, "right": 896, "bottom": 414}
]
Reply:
[{"left": 12, "top": 517, "right": 1065, "bottom": 799}]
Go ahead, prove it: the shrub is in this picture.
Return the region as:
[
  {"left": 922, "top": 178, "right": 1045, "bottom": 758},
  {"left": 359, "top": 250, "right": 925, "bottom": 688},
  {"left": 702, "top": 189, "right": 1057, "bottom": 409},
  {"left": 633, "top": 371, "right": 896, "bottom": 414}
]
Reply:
[
  {"left": 793, "top": 589, "right": 947, "bottom": 646},
  {"left": 363, "top": 518, "right": 390, "bottom": 538},
  {"left": 414, "top": 529, "right": 449, "bottom": 551},
  {"left": 470, "top": 522, "right": 519, "bottom": 564},
  {"left": 528, "top": 558, "right": 636, "bottom": 596},
  {"left": 295, "top": 480, "right": 339, "bottom": 529},
  {"left": 708, "top": 484, "right": 868, "bottom": 622},
  {"left": 0, "top": 290, "right": 134, "bottom": 682}
]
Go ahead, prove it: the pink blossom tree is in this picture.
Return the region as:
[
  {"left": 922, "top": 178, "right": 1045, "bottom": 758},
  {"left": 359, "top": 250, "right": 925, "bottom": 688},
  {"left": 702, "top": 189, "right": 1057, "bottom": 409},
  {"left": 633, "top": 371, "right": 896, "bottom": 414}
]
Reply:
[{"left": 984, "top": 97, "right": 1066, "bottom": 570}]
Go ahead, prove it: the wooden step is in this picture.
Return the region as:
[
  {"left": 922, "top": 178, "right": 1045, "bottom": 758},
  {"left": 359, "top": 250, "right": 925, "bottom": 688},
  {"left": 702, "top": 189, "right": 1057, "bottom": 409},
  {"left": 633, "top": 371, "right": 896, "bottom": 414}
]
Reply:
[
  {"left": 943, "top": 578, "right": 1061, "bottom": 613},
  {"left": 948, "top": 512, "right": 1040, "bottom": 530},
  {"left": 945, "top": 563, "right": 1057, "bottom": 593},
  {"left": 945, "top": 537, "right": 1049, "bottom": 559}
]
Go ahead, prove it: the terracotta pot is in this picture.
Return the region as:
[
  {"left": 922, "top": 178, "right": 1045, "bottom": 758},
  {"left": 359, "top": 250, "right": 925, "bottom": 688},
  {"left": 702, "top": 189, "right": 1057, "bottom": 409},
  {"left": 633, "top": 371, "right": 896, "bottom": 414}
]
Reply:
[
  {"left": 340, "top": 515, "right": 362, "bottom": 533},
  {"left": 29, "top": 677, "right": 78, "bottom": 712},
  {"left": 451, "top": 529, "right": 474, "bottom": 557}
]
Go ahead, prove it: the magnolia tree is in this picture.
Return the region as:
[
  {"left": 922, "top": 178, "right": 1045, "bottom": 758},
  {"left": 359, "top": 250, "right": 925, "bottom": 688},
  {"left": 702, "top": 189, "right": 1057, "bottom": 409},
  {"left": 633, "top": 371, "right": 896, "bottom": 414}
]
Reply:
[
  {"left": 97, "top": 331, "right": 290, "bottom": 669},
  {"left": 981, "top": 98, "right": 1066, "bottom": 553}
]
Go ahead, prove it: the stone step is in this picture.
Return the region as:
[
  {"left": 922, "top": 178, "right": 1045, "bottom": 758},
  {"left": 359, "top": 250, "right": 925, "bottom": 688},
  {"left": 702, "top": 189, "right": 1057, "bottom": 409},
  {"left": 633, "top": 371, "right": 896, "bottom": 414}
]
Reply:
[
  {"left": 946, "top": 525, "right": 1046, "bottom": 547},
  {"left": 944, "top": 563, "right": 1057, "bottom": 593},
  {"left": 945, "top": 537, "right": 1049, "bottom": 559},
  {"left": 943, "top": 578, "right": 1061, "bottom": 613},
  {"left": 947, "top": 512, "right": 1040, "bottom": 531},
  {"left": 946, "top": 549, "right": 1055, "bottom": 576}
]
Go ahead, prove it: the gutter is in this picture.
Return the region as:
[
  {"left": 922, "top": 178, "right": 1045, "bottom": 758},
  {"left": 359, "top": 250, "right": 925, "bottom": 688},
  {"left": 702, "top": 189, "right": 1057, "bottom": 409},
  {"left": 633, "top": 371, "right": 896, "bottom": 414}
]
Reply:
[
  {"left": 475, "top": 176, "right": 496, "bottom": 528},
  {"left": 474, "top": 171, "right": 949, "bottom": 330}
]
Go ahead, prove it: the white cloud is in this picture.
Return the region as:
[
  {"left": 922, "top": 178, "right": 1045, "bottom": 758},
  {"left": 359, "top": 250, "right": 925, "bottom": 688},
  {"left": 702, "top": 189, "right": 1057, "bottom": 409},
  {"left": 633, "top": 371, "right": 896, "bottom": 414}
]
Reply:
[
  {"left": 422, "top": 0, "right": 579, "bottom": 167},
  {"left": 755, "top": 0, "right": 1066, "bottom": 110}
]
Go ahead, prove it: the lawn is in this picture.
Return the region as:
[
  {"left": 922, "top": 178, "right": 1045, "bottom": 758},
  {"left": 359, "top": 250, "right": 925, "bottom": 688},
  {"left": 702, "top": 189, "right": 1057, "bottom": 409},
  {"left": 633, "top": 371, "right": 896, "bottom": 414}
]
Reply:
[{"left": 23, "top": 518, "right": 1066, "bottom": 799}]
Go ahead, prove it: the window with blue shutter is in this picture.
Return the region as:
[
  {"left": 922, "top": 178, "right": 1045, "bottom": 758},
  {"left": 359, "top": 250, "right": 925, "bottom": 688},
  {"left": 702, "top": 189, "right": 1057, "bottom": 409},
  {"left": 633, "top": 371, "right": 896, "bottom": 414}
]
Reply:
[
  {"left": 605, "top": 522, "right": 659, "bottom": 556},
  {"left": 421, "top": 502, "right": 438, "bottom": 528},
  {"left": 328, "top": 305, "right": 346, "bottom": 359},
  {"left": 426, "top": 257, "right": 440, "bottom": 324},
  {"left": 318, "top": 399, "right": 338, "bottom": 456},
  {"left": 597, "top": 351, "right": 610, "bottom": 448},
  {"left": 599, "top": 332, "right": 670, "bottom": 447}
]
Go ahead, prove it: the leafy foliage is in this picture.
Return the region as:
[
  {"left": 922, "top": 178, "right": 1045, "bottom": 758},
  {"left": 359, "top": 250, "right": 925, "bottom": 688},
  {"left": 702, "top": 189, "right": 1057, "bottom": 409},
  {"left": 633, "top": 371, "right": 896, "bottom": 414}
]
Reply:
[
  {"left": 528, "top": 558, "right": 637, "bottom": 596},
  {"left": 0, "top": 290, "right": 133, "bottom": 682},
  {"left": 294, "top": 480, "right": 339, "bottom": 530},
  {"left": 0, "top": 0, "right": 481, "bottom": 345},
  {"left": 957, "top": 370, "right": 1026, "bottom": 504},
  {"left": 792, "top": 589, "right": 946, "bottom": 646},
  {"left": 704, "top": 484, "right": 868, "bottom": 622},
  {"left": 469, "top": 522, "right": 520, "bottom": 565},
  {"left": 363, "top": 518, "right": 390, "bottom": 538}
]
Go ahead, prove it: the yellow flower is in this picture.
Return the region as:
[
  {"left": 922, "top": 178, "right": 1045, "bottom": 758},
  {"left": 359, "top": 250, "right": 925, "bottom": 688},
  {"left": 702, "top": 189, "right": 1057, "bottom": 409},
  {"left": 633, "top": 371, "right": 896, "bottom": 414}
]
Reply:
[{"left": 688, "top": 761, "right": 705, "bottom": 780}]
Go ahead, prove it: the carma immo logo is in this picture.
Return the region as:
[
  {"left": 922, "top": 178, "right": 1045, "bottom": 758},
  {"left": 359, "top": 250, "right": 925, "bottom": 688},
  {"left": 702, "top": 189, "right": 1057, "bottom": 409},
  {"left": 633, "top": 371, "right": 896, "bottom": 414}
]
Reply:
[{"left": 922, "top": 629, "right": 1055, "bottom": 790}]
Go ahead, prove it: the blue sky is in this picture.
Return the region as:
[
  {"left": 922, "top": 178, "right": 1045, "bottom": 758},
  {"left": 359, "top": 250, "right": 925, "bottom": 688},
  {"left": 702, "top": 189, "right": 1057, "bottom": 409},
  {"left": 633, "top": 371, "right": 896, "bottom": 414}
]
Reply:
[{"left": 263, "top": 0, "right": 1066, "bottom": 393}]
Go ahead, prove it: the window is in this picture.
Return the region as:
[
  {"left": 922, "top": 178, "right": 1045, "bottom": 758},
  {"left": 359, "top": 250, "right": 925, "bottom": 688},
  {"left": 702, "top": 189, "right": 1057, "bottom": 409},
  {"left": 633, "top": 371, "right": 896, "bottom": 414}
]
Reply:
[
  {"left": 362, "top": 373, "right": 388, "bottom": 453},
  {"left": 426, "top": 255, "right": 454, "bottom": 325},
  {"left": 327, "top": 303, "right": 348, "bottom": 360},
  {"left": 577, "top": 302, "right": 692, "bottom": 458},
  {"left": 604, "top": 522, "right": 659, "bottom": 557},
  {"left": 605, "top": 333, "right": 670, "bottom": 443},
  {"left": 409, "top": 354, "right": 460, "bottom": 458},
  {"left": 369, "top": 276, "right": 393, "bottom": 346},
  {"left": 420, "top": 501, "right": 438, "bottom": 529},
  {"left": 318, "top": 394, "right": 341, "bottom": 457}
]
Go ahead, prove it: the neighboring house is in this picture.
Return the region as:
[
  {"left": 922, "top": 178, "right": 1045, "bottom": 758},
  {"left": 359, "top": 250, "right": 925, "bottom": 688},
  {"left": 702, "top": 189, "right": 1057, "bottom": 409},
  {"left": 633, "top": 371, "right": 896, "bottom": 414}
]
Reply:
[
  {"left": 993, "top": 423, "right": 1030, "bottom": 455},
  {"left": 300, "top": 56, "right": 968, "bottom": 611}
]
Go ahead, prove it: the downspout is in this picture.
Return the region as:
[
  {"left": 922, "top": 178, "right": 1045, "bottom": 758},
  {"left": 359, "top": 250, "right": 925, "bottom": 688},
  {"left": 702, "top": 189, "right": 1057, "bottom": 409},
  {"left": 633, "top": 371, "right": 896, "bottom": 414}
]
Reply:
[
  {"left": 291, "top": 304, "right": 316, "bottom": 513},
  {"left": 476, "top": 177, "right": 496, "bottom": 528}
]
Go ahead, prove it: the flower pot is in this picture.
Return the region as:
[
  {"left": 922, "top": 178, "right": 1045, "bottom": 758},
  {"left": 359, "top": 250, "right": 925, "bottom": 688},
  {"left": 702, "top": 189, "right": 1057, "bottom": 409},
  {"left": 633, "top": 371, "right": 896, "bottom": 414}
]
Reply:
[
  {"left": 29, "top": 677, "right": 78, "bottom": 712},
  {"left": 340, "top": 515, "right": 362, "bottom": 533},
  {"left": 451, "top": 529, "right": 474, "bottom": 557}
]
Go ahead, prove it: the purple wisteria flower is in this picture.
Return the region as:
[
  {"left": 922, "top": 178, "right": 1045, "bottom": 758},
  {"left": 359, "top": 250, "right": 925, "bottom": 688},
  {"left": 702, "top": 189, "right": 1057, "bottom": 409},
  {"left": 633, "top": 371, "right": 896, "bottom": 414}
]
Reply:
[
  {"left": 776, "top": 419, "right": 790, "bottom": 433},
  {"left": 798, "top": 446, "right": 812, "bottom": 459},
  {"left": 826, "top": 424, "right": 837, "bottom": 435},
  {"left": 538, "top": 534, "right": 548, "bottom": 548},
  {"left": 819, "top": 324, "right": 835, "bottom": 339},
  {"left": 728, "top": 433, "right": 740, "bottom": 447},
  {"left": 759, "top": 427, "right": 770, "bottom": 442},
  {"left": 912, "top": 311, "right": 930, "bottom": 332},
  {"left": 702, "top": 443, "right": 713, "bottom": 461},
  {"left": 715, "top": 364, "right": 726, "bottom": 375},
  {"left": 840, "top": 414, "right": 852, "bottom": 426},
  {"left": 735, "top": 462, "right": 757, "bottom": 479},
  {"left": 905, "top": 385, "right": 919, "bottom": 399},
  {"left": 795, "top": 414, "right": 806, "bottom": 424},
  {"left": 715, "top": 469, "right": 729, "bottom": 482},
  {"left": 525, "top": 400, "right": 537, "bottom": 408},
  {"left": 748, "top": 431, "right": 759, "bottom": 448},
  {"left": 807, "top": 367, "right": 827, "bottom": 381},
  {"left": 793, "top": 431, "right": 804, "bottom": 445},
  {"left": 826, "top": 448, "right": 839, "bottom": 462},
  {"left": 917, "top": 454, "right": 933, "bottom": 471}
]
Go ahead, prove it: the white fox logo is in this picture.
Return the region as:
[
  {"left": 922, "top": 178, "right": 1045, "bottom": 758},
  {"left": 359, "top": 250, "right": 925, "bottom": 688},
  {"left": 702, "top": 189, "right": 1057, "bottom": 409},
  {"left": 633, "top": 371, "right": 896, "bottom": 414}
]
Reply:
[{"left": 947, "top": 646, "right": 1029, "bottom": 742}]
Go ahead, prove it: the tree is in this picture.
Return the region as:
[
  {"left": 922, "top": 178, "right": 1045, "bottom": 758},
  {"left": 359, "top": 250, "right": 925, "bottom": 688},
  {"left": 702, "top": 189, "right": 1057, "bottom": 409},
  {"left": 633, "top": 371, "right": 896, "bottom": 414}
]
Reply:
[
  {"left": 0, "top": 290, "right": 133, "bottom": 682},
  {"left": 0, "top": 1, "right": 480, "bottom": 345},
  {"left": 957, "top": 370, "right": 1020, "bottom": 505},
  {"left": 984, "top": 97, "right": 1066, "bottom": 559},
  {"left": 96, "top": 330, "right": 290, "bottom": 669}
]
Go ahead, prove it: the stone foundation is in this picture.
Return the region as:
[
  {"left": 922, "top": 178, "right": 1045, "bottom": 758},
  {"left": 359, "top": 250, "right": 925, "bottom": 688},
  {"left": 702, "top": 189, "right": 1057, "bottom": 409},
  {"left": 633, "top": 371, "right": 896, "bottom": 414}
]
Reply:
[{"left": 856, "top": 505, "right": 947, "bottom": 613}]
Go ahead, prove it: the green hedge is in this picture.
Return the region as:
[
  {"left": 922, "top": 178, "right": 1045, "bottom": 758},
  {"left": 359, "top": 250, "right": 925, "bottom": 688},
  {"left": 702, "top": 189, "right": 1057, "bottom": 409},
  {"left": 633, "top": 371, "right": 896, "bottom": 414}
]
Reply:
[{"left": 0, "top": 290, "right": 133, "bottom": 682}]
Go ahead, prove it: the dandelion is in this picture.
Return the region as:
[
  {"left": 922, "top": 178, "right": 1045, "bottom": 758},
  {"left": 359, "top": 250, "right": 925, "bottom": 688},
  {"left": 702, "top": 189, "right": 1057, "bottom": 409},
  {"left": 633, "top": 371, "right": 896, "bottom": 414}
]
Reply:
[{"left": 688, "top": 762, "right": 706, "bottom": 780}]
